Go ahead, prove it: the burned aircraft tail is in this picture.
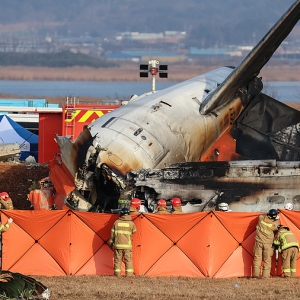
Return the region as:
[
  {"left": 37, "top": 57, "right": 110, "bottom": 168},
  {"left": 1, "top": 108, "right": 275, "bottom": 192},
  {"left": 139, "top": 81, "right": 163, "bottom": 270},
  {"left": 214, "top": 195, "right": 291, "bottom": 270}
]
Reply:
[
  {"left": 232, "top": 94, "right": 300, "bottom": 160},
  {"left": 200, "top": 0, "right": 300, "bottom": 114}
]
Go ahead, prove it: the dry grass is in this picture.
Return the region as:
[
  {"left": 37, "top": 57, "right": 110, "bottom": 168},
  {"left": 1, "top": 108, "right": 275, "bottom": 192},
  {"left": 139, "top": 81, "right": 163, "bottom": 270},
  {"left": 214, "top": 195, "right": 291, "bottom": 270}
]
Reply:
[
  {"left": 33, "top": 275, "right": 300, "bottom": 300},
  {"left": 0, "top": 64, "right": 299, "bottom": 82},
  {"left": 259, "top": 65, "right": 300, "bottom": 81}
]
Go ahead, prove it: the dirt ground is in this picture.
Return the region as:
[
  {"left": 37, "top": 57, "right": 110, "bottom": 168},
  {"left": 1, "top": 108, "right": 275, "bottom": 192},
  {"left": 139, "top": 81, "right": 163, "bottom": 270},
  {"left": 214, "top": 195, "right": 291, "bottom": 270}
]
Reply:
[
  {"left": 0, "top": 162, "right": 49, "bottom": 210},
  {"left": 33, "top": 275, "right": 300, "bottom": 300}
]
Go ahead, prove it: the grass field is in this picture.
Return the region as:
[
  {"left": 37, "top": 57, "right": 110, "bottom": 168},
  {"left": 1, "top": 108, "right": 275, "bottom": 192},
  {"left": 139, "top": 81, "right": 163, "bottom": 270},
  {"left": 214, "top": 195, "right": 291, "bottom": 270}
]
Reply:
[{"left": 33, "top": 275, "right": 300, "bottom": 300}]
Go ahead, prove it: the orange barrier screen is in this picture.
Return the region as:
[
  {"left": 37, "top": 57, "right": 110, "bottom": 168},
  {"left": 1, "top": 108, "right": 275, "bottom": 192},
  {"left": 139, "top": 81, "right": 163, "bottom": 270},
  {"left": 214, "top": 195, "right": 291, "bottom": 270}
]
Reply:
[{"left": 1, "top": 210, "right": 299, "bottom": 277}]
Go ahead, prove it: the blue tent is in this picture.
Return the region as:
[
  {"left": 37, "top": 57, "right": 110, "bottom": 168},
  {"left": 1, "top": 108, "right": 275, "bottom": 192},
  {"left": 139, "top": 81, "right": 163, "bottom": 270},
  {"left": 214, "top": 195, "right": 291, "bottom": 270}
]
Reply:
[{"left": 0, "top": 115, "right": 38, "bottom": 161}]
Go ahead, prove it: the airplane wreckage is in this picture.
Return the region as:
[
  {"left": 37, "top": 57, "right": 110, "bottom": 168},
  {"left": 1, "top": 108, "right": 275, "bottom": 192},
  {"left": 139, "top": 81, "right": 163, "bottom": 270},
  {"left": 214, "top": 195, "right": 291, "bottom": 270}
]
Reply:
[{"left": 52, "top": 0, "right": 300, "bottom": 213}]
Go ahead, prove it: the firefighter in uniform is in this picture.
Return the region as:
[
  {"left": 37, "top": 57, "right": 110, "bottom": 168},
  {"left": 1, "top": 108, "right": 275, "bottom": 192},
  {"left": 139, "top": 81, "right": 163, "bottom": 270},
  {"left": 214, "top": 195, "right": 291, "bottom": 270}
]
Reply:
[
  {"left": 0, "top": 192, "right": 14, "bottom": 210},
  {"left": 129, "top": 198, "right": 141, "bottom": 215},
  {"left": 155, "top": 199, "right": 170, "bottom": 214},
  {"left": 253, "top": 209, "right": 279, "bottom": 278},
  {"left": 273, "top": 225, "right": 299, "bottom": 278},
  {"left": 109, "top": 207, "right": 137, "bottom": 277},
  {"left": 170, "top": 197, "right": 184, "bottom": 214}
]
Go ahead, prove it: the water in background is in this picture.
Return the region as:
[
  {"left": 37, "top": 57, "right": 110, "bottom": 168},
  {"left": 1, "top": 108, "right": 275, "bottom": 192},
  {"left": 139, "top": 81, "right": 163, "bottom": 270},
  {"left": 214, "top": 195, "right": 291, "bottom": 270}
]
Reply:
[{"left": 0, "top": 80, "right": 299, "bottom": 102}]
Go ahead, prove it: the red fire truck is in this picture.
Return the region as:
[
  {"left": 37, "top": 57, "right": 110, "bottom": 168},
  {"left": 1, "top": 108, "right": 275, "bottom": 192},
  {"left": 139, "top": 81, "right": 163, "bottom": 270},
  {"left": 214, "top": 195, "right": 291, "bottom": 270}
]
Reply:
[{"left": 38, "top": 99, "right": 121, "bottom": 163}]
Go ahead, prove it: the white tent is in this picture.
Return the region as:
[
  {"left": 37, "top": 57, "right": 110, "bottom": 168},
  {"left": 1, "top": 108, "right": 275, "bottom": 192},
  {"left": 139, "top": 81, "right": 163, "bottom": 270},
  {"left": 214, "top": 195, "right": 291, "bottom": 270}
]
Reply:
[{"left": 0, "top": 115, "right": 38, "bottom": 161}]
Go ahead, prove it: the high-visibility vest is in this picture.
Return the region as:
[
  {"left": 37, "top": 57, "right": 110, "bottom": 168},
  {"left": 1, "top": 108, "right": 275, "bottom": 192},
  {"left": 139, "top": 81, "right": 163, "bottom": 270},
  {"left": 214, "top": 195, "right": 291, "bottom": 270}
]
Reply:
[
  {"left": 255, "top": 214, "right": 277, "bottom": 244},
  {"left": 110, "top": 216, "right": 137, "bottom": 249},
  {"left": 274, "top": 229, "right": 299, "bottom": 253}
]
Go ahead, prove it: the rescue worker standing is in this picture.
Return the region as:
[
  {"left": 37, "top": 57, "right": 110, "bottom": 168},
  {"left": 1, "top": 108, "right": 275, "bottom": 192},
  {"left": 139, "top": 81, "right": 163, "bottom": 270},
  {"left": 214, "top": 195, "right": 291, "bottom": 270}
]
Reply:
[
  {"left": 155, "top": 199, "right": 170, "bottom": 214},
  {"left": 109, "top": 207, "right": 137, "bottom": 277},
  {"left": 253, "top": 209, "right": 279, "bottom": 278},
  {"left": 129, "top": 198, "right": 141, "bottom": 215},
  {"left": 0, "top": 192, "right": 14, "bottom": 210},
  {"left": 170, "top": 197, "right": 184, "bottom": 214},
  {"left": 273, "top": 225, "right": 299, "bottom": 278}
]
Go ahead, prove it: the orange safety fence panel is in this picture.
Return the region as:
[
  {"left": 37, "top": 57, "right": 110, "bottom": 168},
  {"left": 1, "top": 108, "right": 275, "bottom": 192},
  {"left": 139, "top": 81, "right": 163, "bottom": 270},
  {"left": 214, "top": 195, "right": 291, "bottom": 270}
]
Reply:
[
  {"left": 146, "top": 246, "right": 205, "bottom": 277},
  {"left": 1, "top": 210, "right": 300, "bottom": 278},
  {"left": 213, "top": 212, "right": 259, "bottom": 278},
  {"left": 214, "top": 212, "right": 259, "bottom": 243},
  {"left": 177, "top": 212, "right": 239, "bottom": 277},
  {"left": 70, "top": 211, "right": 119, "bottom": 276},
  {"left": 9, "top": 243, "right": 66, "bottom": 277},
  {"left": 144, "top": 212, "right": 209, "bottom": 243},
  {"left": 76, "top": 245, "right": 115, "bottom": 276},
  {"left": 132, "top": 214, "right": 174, "bottom": 275},
  {"left": 1, "top": 210, "right": 69, "bottom": 276},
  {"left": 214, "top": 246, "right": 254, "bottom": 278}
]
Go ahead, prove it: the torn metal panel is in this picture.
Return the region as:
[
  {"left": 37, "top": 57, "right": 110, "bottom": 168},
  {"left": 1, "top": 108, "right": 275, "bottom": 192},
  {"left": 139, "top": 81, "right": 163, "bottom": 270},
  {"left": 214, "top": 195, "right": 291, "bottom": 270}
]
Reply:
[
  {"left": 128, "top": 160, "right": 300, "bottom": 212},
  {"left": 270, "top": 123, "right": 300, "bottom": 161},
  {"left": 233, "top": 93, "right": 300, "bottom": 160}
]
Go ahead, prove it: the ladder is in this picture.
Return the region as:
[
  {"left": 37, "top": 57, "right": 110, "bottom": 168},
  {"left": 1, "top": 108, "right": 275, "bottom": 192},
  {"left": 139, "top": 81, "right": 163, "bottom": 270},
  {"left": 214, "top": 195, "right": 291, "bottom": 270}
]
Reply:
[{"left": 65, "top": 97, "right": 79, "bottom": 141}]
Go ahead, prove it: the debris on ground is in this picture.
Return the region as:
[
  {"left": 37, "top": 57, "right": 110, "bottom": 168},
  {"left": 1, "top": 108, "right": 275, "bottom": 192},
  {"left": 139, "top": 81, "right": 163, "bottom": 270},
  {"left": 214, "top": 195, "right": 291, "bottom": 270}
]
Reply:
[{"left": 0, "top": 162, "right": 49, "bottom": 210}]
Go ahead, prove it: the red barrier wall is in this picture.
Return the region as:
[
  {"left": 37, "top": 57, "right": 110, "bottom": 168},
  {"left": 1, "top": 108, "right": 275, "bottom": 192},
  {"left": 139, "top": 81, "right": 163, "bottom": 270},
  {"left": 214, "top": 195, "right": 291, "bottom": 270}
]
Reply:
[
  {"left": 38, "top": 113, "right": 63, "bottom": 163},
  {"left": 1, "top": 210, "right": 299, "bottom": 277}
]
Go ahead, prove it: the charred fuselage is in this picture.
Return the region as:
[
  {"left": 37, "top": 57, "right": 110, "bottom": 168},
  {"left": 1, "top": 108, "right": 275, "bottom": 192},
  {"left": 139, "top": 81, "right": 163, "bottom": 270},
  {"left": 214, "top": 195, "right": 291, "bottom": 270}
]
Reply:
[
  {"left": 54, "top": 0, "right": 300, "bottom": 213},
  {"left": 127, "top": 160, "right": 300, "bottom": 212}
]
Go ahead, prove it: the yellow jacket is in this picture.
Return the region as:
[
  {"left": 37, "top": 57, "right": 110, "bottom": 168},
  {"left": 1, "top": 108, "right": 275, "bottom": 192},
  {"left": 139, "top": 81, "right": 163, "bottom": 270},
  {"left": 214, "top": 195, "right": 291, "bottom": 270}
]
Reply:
[
  {"left": 110, "top": 215, "right": 137, "bottom": 249},
  {"left": 255, "top": 214, "right": 278, "bottom": 244},
  {"left": 274, "top": 227, "right": 299, "bottom": 253},
  {"left": 0, "top": 222, "right": 11, "bottom": 232}
]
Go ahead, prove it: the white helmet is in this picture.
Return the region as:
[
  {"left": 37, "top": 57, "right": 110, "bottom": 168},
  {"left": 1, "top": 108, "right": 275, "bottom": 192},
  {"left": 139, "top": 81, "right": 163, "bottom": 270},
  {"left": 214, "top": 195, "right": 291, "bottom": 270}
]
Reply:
[
  {"left": 284, "top": 203, "right": 294, "bottom": 211},
  {"left": 218, "top": 202, "right": 229, "bottom": 211}
]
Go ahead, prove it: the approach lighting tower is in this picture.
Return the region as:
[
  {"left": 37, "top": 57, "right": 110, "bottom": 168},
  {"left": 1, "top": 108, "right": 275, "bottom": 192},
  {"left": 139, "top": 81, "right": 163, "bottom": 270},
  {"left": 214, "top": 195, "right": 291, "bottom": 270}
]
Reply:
[{"left": 140, "top": 60, "right": 168, "bottom": 92}]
